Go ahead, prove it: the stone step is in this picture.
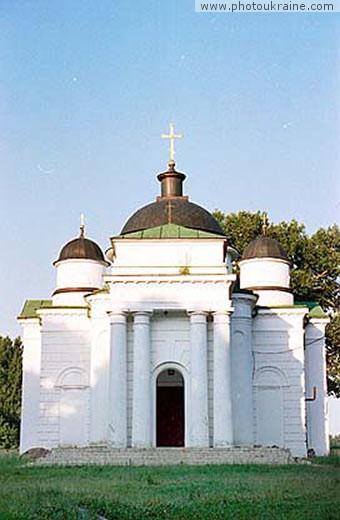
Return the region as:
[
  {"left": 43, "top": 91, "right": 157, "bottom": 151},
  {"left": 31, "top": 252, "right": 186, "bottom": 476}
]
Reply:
[{"left": 35, "top": 446, "right": 292, "bottom": 466}]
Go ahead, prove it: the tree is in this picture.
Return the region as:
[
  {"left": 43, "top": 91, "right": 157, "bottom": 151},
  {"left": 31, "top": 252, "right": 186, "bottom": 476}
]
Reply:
[
  {"left": 326, "top": 314, "right": 340, "bottom": 396},
  {"left": 213, "top": 210, "right": 340, "bottom": 396},
  {"left": 0, "top": 336, "right": 23, "bottom": 448}
]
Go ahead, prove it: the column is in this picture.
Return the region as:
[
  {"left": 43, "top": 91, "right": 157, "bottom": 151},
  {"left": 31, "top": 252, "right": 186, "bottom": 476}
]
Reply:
[
  {"left": 231, "top": 293, "right": 257, "bottom": 445},
  {"left": 213, "top": 311, "right": 233, "bottom": 446},
  {"left": 132, "top": 312, "right": 152, "bottom": 447},
  {"left": 189, "top": 312, "right": 209, "bottom": 447},
  {"left": 108, "top": 311, "right": 127, "bottom": 447}
]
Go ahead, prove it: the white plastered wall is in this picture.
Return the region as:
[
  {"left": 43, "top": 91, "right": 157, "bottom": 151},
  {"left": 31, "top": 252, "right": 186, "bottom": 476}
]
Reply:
[
  {"left": 88, "top": 296, "right": 111, "bottom": 444},
  {"left": 36, "top": 308, "right": 91, "bottom": 449},
  {"left": 109, "top": 238, "right": 229, "bottom": 276},
  {"left": 19, "top": 319, "right": 42, "bottom": 453},
  {"left": 252, "top": 308, "right": 308, "bottom": 457}
]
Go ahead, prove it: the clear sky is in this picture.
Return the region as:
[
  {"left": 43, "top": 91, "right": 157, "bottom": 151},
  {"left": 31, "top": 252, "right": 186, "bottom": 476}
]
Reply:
[{"left": 0, "top": 1, "right": 339, "bottom": 337}]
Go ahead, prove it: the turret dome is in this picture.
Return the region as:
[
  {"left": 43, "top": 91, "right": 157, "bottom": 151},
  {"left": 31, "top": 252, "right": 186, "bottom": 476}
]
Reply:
[
  {"left": 52, "top": 222, "right": 108, "bottom": 306},
  {"left": 54, "top": 228, "right": 108, "bottom": 265},
  {"left": 242, "top": 236, "right": 289, "bottom": 262}
]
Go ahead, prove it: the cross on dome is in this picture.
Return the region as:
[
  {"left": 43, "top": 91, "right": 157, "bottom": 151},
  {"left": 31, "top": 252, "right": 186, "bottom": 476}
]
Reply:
[
  {"left": 80, "top": 213, "right": 85, "bottom": 237},
  {"left": 262, "top": 212, "right": 269, "bottom": 236},
  {"left": 161, "top": 123, "right": 183, "bottom": 164}
]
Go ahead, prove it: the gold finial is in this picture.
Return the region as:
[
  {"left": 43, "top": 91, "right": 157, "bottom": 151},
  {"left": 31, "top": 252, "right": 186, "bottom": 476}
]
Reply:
[
  {"left": 161, "top": 122, "right": 183, "bottom": 164},
  {"left": 80, "top": 213, "right": 85, "bottom": 237},
  {"left": 262, "top": 212, "right": 269, "bottom": 236}
]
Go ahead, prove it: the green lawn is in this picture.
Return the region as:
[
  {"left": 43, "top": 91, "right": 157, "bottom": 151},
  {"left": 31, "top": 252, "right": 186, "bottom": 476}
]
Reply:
[{"left": 0, "top": 455, "right": 339, "bottom": 520}]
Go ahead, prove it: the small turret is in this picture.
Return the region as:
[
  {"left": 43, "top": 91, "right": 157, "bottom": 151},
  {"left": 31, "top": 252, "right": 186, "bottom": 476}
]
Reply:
[
  {"left": 52, "top": 217, "right": 109, "bottom": 305},
  {"left": 239, "top": 214, "right": 293, "bottom": 306}
]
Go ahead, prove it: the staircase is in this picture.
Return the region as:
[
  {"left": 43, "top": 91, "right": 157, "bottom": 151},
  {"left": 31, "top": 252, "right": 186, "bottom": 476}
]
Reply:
[{"left": 36, "top": 446, "right": 292, "bottom": 466}]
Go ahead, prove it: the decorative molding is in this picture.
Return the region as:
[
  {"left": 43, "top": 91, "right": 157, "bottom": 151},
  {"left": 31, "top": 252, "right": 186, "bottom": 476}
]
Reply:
[
  {"left": 104, "top": 275, "right": 235, "bottom": 285},
  {"left": 254, "top": 366, "right": 289, "bottom": 388},
  {"left": 256, "top": 307, "right": 307, "bottom": 317},
  {"left": 37, "top": 308, "right": 89, "bottom": 321},
  {"left": 247, "top": 286, "right": 292, "bottom": 293},
  {"left": 240, "top": 257, "right": 290, "bottom": 267},
  {"left": 55, "top": 367, "right": 89, "bottom": 389},
  {"left": 52, "top": 287, "right": 98, "bottom": 296}
]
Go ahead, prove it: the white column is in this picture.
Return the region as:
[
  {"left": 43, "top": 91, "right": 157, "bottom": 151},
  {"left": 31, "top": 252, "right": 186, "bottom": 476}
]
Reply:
[
  {"left": 231, "top": 293, "right": 257, "bottom": 445},
  {"left": 305, "top": 319, "right": 330, "bottom": 456},
  {"left": 132, "top": 312, "right": 152, "bottom": 448},
  {"left": 189, "top": 311, "right": 209, "bottom": 447},
  {"left": 213, "top": 311, "right": 233, "bottom": 446},
  {"left": 108, "top": 311, "right": 127, "bottom": 447}
]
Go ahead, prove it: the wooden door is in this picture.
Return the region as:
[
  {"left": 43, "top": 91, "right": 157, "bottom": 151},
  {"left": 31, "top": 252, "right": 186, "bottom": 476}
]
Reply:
[{"left": 156, "top": 386, "right": 184, "bottom": 447}]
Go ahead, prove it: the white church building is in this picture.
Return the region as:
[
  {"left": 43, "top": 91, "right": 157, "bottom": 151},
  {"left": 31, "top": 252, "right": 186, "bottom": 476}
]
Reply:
[{"left": 19, "top": 155, "right": 329, "bottom": 458}]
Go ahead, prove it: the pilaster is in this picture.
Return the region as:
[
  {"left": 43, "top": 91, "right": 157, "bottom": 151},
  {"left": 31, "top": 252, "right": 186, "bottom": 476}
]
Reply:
[
  {"left": 231, "top": 293, "right": 257, "bottom": 445},
  {"left": 305, "top": 318, "right": 330, "bottom": 455}
]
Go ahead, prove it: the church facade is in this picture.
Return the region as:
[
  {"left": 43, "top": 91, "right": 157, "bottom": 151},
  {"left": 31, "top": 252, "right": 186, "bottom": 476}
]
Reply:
[{"left": 19, "top": 159, "right": 329, "bottom": 457}]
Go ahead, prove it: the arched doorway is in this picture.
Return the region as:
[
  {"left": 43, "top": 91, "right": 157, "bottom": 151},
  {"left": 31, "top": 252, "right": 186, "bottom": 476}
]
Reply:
[{"left": 156, "top": 369, "right": 184, "bottom": 447}]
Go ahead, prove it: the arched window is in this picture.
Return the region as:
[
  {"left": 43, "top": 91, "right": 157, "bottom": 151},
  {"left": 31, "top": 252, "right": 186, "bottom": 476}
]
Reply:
[
  {"left": 55, "top": 367, "right": 89, "bottom": 447},
  {"left": 254, "top": 367, "right": 287, "bottom": 447}
]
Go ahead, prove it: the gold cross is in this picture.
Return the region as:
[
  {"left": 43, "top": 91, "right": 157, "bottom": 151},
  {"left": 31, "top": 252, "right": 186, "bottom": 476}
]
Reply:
[
  {"left": 161, "top": 123, "right": 183, "bottom": 162},
  {"left": 80, "top": 213, "right": 85, "bottom": 237},
  {"left": 262, "top": 212, "right": 269, "bottom": 235}
]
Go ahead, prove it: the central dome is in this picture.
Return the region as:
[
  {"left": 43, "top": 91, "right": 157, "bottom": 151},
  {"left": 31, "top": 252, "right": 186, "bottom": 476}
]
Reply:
[{"left": 120, "top": 161, "right": 225, "bottom": 237}]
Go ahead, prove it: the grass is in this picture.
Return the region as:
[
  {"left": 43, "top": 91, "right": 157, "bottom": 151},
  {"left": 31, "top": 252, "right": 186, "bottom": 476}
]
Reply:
[{"left": 0, "top": 455, "right": 339, "bottom": 519}]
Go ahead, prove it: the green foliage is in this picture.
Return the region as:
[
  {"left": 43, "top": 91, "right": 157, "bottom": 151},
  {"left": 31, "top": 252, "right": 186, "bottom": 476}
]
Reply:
[
  {"left": 326, "top": 314, "right": 340, "bottom": 396},
  {"left": 330, "top": 434, "right": 340, "bottom": 449},
  {"left": 0, "top": 336, "right": 23, "bottom": 448},
  {"left": 213, "top": 210, "right": 263, "bottom": 254},
  {"left": 213, "top": 210, "right": 340, "bottom": 396},
  {"left": 0, "top": 456, "right": 339, "bottom": 519}
]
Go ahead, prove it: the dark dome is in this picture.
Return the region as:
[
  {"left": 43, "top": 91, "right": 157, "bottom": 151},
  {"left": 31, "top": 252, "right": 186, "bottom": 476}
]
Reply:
[
  {"left": 242, "top": 236, "right": 289, "bottom": 261},
  {"left": 55, "top": 236, "right": 107, "bottom": 264},
  {"left": 121, "top": 198, "right": 225, "bottom": 236}
]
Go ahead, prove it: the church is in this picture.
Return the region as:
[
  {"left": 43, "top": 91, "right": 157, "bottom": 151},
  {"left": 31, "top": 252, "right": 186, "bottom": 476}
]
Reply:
[{"left": 18, "top": 131, "right": 329, "bottom": 458}]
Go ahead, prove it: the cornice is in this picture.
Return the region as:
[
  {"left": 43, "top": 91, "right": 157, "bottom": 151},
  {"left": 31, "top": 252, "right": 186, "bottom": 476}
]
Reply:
[
  {"left": 104, "top": 274, "right": 236, "bottom": 284},
  {"left": 256, "top": 306, "right": 308, "bottom": 317},
  {"left": 37, "top": 306, "right": 88, "bottom": 318}
]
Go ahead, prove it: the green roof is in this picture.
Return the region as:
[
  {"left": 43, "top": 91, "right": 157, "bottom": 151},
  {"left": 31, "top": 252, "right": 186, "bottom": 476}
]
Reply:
[
  {"left": 18, "top": 300, "right": 53, "bottom": 319},
  {"left": 309, "top": 305, "right": 328, "bottom": 319},
  {"left": 115, "top": 223, "right": 225, "bottom": 240},
  {"left": 297, "top": 301, "right": 319, "bottom": 310},
  {"left": 295, "top": 301, "right": 328, "bottom": 318}
]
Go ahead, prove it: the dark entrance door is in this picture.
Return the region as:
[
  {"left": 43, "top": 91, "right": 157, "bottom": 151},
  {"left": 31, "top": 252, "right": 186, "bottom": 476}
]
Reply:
[{"left": 156, "top": 370, "right": 184, "bottom": 447}]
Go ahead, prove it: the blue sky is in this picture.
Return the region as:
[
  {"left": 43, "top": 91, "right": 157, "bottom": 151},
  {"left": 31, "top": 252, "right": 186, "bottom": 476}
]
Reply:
[{"left": 0, "top": 1, "right": 339, "bottom": 336}]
